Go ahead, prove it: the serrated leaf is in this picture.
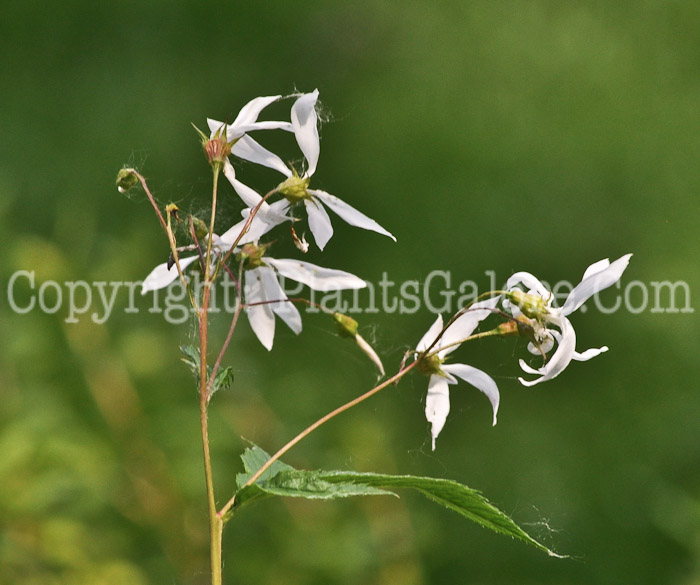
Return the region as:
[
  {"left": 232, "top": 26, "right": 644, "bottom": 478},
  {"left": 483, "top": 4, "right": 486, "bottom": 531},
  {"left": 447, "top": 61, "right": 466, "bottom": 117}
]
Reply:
[
  {"left": 210, "top": 366, "right": 234, "bottom": 398},
  {"left": 319, "top": 471, "right": 562, "bottom": 557},
  {"left": 230, "top": 445, "right": 561, "bottom": 556}
]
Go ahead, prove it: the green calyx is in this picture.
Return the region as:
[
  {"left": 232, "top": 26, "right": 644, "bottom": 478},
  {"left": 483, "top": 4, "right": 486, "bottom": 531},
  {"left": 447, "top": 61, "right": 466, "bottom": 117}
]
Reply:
[
  {"left": 236, "top": 242, "right": 271, "bottom": 270},
  {"left": 416, "top": 352, "right": 445, "bottom": 377},
  {"left": 193, "top": 123, "right": 236, "bottom": 168},
  {"left": 277, "top": 169, "right": 311, "bottom": 203},
  {"left": 505, "top": 290, "right": 549, "bottom": 321}
]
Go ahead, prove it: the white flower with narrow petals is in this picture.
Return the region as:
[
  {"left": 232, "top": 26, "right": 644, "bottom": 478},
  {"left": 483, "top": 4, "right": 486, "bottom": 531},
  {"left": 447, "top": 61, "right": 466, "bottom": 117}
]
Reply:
[
  {"left": 141, "top": 241, "right": 367, "bottom": 351},
  {"left": 206, "top": 94, "right": 293, "bottom": 170},
  {"left": 206, "top": 95, "right": 294, "bottom": 225},
  {"left": 225, "top": 90, "right": 395, "bottom": 250},
  {"left": 415, "top": 297, "right": 501, "bottom": 451},
  {"left": 505, "top": 253, "right": 632, "bottom": 387},
  {"left": 240, "top": 247, "right": 367, "bottom": 350}
]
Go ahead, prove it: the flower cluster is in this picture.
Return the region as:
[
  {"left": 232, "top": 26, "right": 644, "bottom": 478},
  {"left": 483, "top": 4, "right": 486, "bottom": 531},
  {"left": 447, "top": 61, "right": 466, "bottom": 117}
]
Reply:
[
  {"left": 141, "top": 91, "right": 395, "bottom": 350},
  {"left": 132, "top": 91, "right": 633, "bottom": 454},
  {"left": 414, "top": 254, "right": 631, "bottom": 450}
]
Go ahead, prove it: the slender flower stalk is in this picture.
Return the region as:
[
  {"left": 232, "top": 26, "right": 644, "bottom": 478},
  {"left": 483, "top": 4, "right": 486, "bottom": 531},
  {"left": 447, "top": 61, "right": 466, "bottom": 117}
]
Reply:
[{"left": 218, "top": 359, "right": 419, "bottom": 521}]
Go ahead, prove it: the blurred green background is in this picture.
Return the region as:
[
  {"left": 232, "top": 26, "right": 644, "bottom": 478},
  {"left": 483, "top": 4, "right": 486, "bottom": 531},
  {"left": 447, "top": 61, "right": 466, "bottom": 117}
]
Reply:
[{"left": 2, "top": 1, "right": 699, "bottom": 584}]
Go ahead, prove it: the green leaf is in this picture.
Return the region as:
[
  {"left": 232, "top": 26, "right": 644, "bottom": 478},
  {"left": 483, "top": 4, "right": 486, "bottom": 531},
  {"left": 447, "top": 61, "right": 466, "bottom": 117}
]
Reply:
[
  {"left": 179, "top": 344, "right": 200, "bottom": 377},
  {"left": 230, "top": 446, "right": 561, "bottom": 557},
  {"left": 179, "top": 345, "right": 233, "bottom": 398},
  {"left": 210, "top": 366, "right": 234, "bottom": 397}
]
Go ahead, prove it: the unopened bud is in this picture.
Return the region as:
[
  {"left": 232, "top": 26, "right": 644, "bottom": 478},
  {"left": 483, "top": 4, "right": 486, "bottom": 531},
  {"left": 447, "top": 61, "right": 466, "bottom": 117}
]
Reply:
[
  {"left": 333, "top": 312, "right": 358, "bottom": 337},
  {"left": 116, "top": 168, "right": 139, "bottom": 193},
  {"left": 190, "top": 216, "right": 209, "bottom": 242},
  {"left": 333, "top": 313, "right": 385, "bottom": 375},
  {"left": 236, "top": 242, "right": 270, "bottom": 269}
]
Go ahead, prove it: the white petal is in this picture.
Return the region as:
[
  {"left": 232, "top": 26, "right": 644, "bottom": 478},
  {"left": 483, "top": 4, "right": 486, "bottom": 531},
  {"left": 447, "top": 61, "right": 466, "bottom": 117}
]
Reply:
[
  {"left": 561, "top": 254, "right": 632, "bottom": 315},
  {"left": 266, "top": 257, "right": 367, "bottom": 291},
  {"left": 223, "top": 159, "right": 262, "bottom": 207},
  {"left": 416, "top": 314, "right": 444, "bottom": 352},
  {"left": 573, "top": 346, "right": 608, "bottom": 361},
  {"left": 438, "top": 296, "right": 500, "bottom": 356},
  {"left": 291, "top": 89, "right": 320, "bottom": 176},
  {"left": 581, "top": 258, "right": 611, "bottom": 281},
  {"left": 311, "top": 190, "right": 396, "bottom": 241},
  {"left": 442, "top": 364, "right": 500, "bottom": 426},
  {"left": 304, "top": 198, "right": 333, "bottom": 250},
  {"left": 207, "top": 118, "right": 227, "bottom": 137},
  {"left": 259, "top": 267, "right": 302, "bottom": 335},
  {"left": 217, "top": 215, "right": 274, "bottom": 249},
  {"left": 223, "top": 161, "right": 289, "bottom": 224},
  {"left": 505, "top": 271, "right": 550, "bottom": 297},
  {"left": 141, "top": 256, "right": 199, "bottom": 293},
  {"left": 231, "top": 95, "right": 282, "bottom": 128},
  {"left": 425, "top": 375, "right": 450, "bottom": 451},
  {"left": 231, "top": 135, "right": 291, "bottom": 176},
  {"left": 244, "top": 268, "right": 276, "bottom": 350},
  {"left": 518, "top": 316, "right": 577, "bottom": 386}
]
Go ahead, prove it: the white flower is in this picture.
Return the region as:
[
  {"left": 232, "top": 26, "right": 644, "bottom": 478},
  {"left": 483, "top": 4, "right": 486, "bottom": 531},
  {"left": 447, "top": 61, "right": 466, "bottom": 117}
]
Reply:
[
  {"left": 505, "top": 253, "right": 632, "bottom": 387},
  {"left": 243, "top": 255, "right": 366, "bottom": 350},
  {"left": 206, "top": 94, "right": 293, "bottom": 171},
  {"left": 415, "top": 297, "right": 501, "bottom": 451},
  {"left": 226, "top": 90, "right": 395, "bottom": 250},
  {"left": 207, "top": 95, "right": 294, "bottom": 225}
]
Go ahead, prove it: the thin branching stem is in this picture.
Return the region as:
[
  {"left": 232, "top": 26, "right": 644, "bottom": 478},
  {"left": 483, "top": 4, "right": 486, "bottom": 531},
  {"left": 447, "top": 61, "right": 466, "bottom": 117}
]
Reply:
[{"left": 218, "top": 359, "right": 419, "bottom": 520}]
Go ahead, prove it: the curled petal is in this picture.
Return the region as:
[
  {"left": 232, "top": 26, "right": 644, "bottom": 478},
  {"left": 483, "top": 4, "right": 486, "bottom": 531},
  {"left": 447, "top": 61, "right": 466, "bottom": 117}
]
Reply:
[
  {"left": 518, "top": 316, "right": 577, "bottom": 386},
  {"left": 573, "top": 346, "right": 608, "bottom": 361},
  {"left": 304, "top": 198, "right": 334, "bottom": 250},
  {"left": 505, "top": 271, "right": 550, "bottom": 298},
  {"left": 231, "top": 95, "right": 283, "bottom": 128},
  {"left": 266, "top": 257, "right": 366, "bottom": 291},
  {"left": 561, "top": 253, "right": 632, "bottom": 315},
  {"left": 291, "top": 89, "right": 320, "bottom": 177},
  {"left": 425, "top": 375, "right": 450, "bottom": 451},
  {"left": 259, "top": 267, "right": 302, "bottom": 335},
  {"left": 442, "top": 364, "right": 500, "bottom": 426},
  {"left": 141, "top": 256, "right": 199, "bottom": 293},
  {"left": 311, "top": 190, "right": 396, "bottom": 241},
  {"left": 244, "top": 268, "right": 276, "bottom": 350}
]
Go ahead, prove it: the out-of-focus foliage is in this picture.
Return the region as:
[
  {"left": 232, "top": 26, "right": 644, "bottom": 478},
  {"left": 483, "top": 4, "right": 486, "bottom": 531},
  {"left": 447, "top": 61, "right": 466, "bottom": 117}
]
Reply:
[{"left": 1, "top": 2, "right": 699, "bottom": 584}]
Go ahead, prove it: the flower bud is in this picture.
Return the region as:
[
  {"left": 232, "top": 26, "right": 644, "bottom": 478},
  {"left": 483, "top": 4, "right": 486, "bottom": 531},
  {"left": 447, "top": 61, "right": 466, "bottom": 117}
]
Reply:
[
  {"left": 236, "top": 242, "right": 270, "bottom": 269},
  {"left": 116, "top": 168, "right": 139, "bottom": 193},
  {"left": 332, "top": 312, "right": 358, "bottom": 338},
  {"left": 332, "top": 313, "right": 385, "bottom": 375},
  {"left": 505, "top": 290, "right": 549, "bottom": 320},
  {"left": 190, "top": 216, "right": 209, "bottom": 242},
  {"left": 496, "top": 315, "right": 534, "bottom": 338}
]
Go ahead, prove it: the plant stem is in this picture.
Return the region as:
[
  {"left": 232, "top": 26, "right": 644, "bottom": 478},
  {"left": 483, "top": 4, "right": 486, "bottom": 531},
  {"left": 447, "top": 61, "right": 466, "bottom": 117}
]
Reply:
[
  {"left": 218, "top": 359, "right": 419, "bottom": 520},
  {"left": 199, "top": 166, "right": 223, "bottom": 585}
]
